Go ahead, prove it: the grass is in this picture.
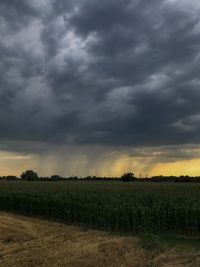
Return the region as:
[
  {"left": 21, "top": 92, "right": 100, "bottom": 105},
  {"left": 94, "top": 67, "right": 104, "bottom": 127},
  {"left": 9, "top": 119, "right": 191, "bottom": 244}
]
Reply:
[{"left": 139, "top": 233, "right": 200, "bottom": 251}]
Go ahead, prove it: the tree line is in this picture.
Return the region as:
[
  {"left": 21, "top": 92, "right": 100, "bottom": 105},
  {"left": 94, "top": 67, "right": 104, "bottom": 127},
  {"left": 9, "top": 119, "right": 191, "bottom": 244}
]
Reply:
[{"left": 1, "top": 170, "right": 200, "bottom": 183}]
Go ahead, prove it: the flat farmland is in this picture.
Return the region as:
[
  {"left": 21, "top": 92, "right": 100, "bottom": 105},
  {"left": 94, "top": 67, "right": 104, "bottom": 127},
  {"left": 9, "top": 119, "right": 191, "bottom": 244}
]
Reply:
[{"left": 0, "top": 181, "right": 200, "bottom": 236}]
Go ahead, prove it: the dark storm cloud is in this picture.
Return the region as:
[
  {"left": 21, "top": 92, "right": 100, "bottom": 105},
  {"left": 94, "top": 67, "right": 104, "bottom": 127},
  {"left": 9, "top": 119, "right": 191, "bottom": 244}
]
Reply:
[
  {"left": 0, "top": 0, "right": 39, "bottom": 31},
  {"left": 1, "top": 0, "right": 200, "bottom": 153}
]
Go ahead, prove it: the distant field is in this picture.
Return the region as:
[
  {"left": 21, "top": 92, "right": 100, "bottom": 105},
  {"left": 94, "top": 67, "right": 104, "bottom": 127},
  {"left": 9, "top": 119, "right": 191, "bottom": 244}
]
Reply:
[{"left": 0, "top": 181, "right": 200, "bottom": 235}]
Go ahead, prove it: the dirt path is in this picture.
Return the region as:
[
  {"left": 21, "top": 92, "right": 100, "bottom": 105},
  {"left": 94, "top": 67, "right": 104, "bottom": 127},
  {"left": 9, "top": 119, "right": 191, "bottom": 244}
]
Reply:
[{"left": 0, "top": 213, "right": 199, "bottom": 267}]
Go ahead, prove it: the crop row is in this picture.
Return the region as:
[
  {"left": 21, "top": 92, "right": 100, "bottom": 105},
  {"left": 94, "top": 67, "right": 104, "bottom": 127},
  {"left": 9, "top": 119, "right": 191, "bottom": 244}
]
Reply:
[{"left": 0, "top": 185, "right": 199, "bottom": 235}]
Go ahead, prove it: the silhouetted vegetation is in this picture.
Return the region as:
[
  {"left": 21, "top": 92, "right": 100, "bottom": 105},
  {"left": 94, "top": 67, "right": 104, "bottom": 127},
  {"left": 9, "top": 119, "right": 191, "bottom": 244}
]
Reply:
[
  {"left": 1, "top": 170, "right": 200, "bottom": 183},
  {"left": 20, "top": 170, "right": 38, "bottom": 181},
  {"left": 50, "top": 175, "right": 62, "bottom": 181},
  {"left": 121, "top": 172, "right": 136, "bottom": 182}
]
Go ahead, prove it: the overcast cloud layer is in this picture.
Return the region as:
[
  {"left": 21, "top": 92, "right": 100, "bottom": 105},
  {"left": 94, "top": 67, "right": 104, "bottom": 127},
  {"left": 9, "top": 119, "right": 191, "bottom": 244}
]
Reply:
[{"left": 1, "top": 0, "right": 200, "bottom": 175}]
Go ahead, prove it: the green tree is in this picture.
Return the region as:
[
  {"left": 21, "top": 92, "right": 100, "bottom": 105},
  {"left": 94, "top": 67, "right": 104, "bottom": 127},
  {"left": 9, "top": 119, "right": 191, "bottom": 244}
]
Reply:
[
  {"left": 121, "top": 172, "right": 136, "bottom": 182},
  {"left": 20, "top": 170, "right": 38, "bottom": 181}
]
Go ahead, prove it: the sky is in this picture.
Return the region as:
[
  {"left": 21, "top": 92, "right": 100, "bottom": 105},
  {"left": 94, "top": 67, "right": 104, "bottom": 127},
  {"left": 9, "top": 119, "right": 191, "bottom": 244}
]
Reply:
[{"left": 1, "top": 0, "right": 200, "bottom": 177}]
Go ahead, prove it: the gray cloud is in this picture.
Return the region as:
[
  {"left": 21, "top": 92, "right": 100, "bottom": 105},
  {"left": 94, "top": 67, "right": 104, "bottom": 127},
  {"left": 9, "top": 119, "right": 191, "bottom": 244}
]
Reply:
[{"left": 1, "top": 0, "right": 200, "bottom": 158}]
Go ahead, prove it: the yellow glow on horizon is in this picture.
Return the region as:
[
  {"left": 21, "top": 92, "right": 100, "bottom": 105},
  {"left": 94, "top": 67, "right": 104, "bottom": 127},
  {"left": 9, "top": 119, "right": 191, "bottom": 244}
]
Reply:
[
  {"left": 149, "top": 158, "right": 200, "bottom": 176},
  {"left": 1, "top": 149, "right": 200, "bottom": 178},
  {"left": 90, "top": 154, "right": 145, "bottom": 177},
  {"left": 0, "top": 151, "right": 37, "bottom": 176}
]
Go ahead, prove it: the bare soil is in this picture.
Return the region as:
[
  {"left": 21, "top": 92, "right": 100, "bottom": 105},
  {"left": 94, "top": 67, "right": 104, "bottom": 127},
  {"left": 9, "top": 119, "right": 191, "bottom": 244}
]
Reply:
[{"left": 0, "top": 213, "right": 199, "bottom": 267}]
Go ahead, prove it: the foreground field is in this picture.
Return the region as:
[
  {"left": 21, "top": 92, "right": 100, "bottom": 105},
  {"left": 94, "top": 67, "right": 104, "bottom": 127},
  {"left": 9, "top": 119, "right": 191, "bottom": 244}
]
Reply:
[
  {"left": 0, "top": 213, "right": 200, "bottom": 267},
  {"left": 0, "top": 181, "right": 200, "bottom": 235}
]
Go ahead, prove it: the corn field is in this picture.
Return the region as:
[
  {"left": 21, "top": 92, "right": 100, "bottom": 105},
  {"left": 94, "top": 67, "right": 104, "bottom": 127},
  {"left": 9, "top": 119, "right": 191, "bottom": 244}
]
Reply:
[{"left": 0, "top": 181, "right": 200, "bottom": 235}]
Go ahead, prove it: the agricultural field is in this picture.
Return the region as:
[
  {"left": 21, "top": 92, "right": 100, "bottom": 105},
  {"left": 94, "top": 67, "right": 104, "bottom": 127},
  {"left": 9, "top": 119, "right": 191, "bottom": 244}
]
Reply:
[{"left": 0, "top": 181, "right": 200, "bottom": 236}]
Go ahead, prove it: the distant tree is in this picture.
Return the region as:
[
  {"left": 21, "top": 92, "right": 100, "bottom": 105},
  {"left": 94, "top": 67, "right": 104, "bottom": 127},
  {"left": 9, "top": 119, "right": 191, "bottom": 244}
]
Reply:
[
  {"left": 121, "top": 172, "right": 136, "bottom": 182},
  {"left": 20, "top": 170, "right": 38, "bottom": 181},
  {"left": 6, "top": 175, "right": 17, "bottom": 181},
  {"left": 50, "top": 175, "right": 62, "bottom": 181}
]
